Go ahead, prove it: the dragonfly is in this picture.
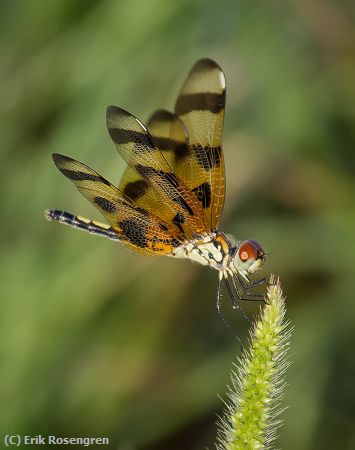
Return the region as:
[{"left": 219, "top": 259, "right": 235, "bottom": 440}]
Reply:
[{"left": 45, "top": 59, "right": 267, "bottom": 338}]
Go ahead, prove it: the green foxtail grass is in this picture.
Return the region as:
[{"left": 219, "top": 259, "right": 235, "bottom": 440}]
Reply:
[{"left": 217, "top": 276, "right": 291, "bottom": 450}]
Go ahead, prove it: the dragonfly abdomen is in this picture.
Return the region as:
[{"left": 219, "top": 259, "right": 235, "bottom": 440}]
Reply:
[{"left": 45, "top": 210, "right": 118, "bottom": 240}]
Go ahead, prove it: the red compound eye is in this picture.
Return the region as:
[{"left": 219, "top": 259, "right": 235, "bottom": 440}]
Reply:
[{"left": 238, "top": 240, "right": 261, "bottom": 262}]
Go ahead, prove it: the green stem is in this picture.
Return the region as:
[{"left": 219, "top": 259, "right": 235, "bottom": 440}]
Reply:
[{"left": 217, "top": 276, "right": 291, "bottom": 450}]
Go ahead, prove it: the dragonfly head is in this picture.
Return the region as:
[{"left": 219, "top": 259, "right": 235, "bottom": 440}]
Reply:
[{"left": 231, "top": 239, "right": 266, "bottom": 275}]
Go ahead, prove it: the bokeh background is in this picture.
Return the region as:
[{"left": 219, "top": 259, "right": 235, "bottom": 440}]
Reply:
[{"left": 1, "top": 1, "right": 355, "bottom": 449}]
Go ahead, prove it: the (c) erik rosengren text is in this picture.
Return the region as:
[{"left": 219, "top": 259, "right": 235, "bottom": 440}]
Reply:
[{"left": 3, "top": 435, "right": 109, "bottom": 446}]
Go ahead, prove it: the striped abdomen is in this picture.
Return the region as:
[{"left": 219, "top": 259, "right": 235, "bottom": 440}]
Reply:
[{"left": 44, "top": 210, "right": 119, "bottom": 241}]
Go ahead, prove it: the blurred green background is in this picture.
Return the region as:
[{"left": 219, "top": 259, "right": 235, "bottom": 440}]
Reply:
[{"left": 1, "top": 1, "right": 355, "bottom": 449}]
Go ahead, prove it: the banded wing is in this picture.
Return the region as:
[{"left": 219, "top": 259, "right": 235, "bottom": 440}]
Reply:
[
  {"left": 106, "top": 106, "right": 208, "bottom": 239},
  {"left": 51, "top": 153, "right": 180, "bottom": 255},
  {"left": 146, "top": 109, "right": 214, "bottom": 212},
  {"left": 117, "top": 110, "right": 192, "bottom": 237},
  {"left": 147, "top": 109, "right": 189, "bottom": 169},
  {"left": 174, "top": 58, "right": 226, "bottom": 230}
]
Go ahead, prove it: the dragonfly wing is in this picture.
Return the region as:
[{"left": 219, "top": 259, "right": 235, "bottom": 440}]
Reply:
[
  {"left": 106, "top": 105, "right": 209, "bottom": 239},
  {"left": 52, "top": 153, "right": 180, "bottom": 255},
  {"left": 175, "top": 58, "right": 226, "bottom": 230}
]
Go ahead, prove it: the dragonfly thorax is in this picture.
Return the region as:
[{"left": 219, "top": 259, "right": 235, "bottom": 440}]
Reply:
[
  {"left": 171, "top": 232, "right": 227, "bottom": 270},
  {"left": 172, "top": 232, "right": 266, "bottom": 278}
]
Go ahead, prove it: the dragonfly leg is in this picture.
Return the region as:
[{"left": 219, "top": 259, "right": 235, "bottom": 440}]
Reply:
[
  {"left": 224, "top": 278, "right": 252, "bottom": 325},
  {"left": 215, "top": 277, "right": 243, "bottom": 346},
  {"left": 233, "top": 273, "right": 268, "bottom": 303}
]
